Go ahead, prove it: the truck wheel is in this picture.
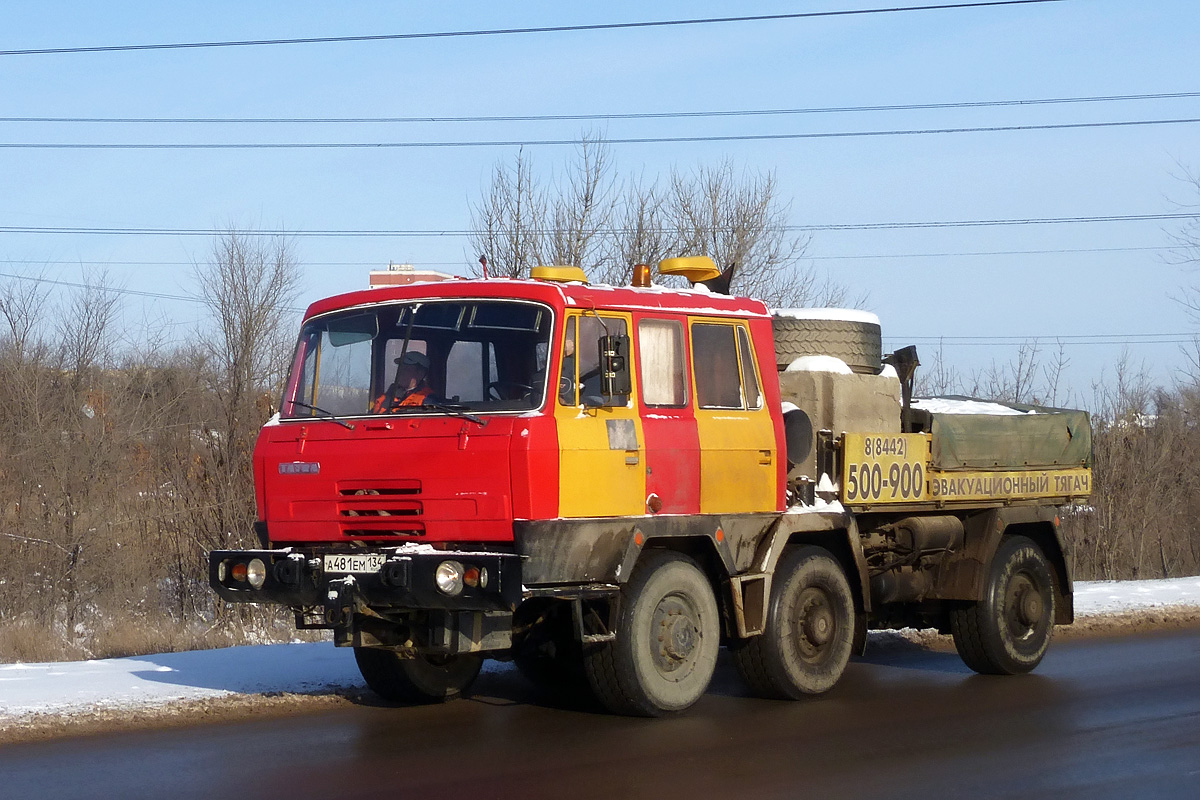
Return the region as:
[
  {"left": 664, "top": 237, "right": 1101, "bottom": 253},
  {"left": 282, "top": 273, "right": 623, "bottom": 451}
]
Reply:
[
  {"left": 583, "top": 551, "right": 720, "bottom": 717},
  {"left": 771, "top": 315, "right": 882, "bottom": 373},
  {"left": 950, "top": 535, "right": 1056, "bottom": 675},
  {"left": 354, "top": 647, "right": 483, "bottom": 703},
  {"left": 732, "top": 546, "right": 855, "bottom": 699}
]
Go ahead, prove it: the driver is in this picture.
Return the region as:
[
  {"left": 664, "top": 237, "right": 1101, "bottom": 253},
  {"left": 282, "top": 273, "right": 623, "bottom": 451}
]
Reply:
[{"left": 372, "top": 350, "right": 435, "bottom": 412}]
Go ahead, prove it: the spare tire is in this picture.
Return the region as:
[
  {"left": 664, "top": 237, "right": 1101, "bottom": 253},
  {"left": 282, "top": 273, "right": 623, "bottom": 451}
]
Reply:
[{"left": 771, "top": 313, "right": 882, "bottom": 374}]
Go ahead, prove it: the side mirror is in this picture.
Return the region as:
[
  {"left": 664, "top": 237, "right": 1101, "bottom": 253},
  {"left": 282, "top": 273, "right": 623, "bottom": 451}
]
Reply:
[{"left": 598, "top": 334, "right": 632, "bottom": 402}]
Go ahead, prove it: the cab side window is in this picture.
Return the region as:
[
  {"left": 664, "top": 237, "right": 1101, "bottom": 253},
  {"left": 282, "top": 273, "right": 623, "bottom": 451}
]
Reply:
[
  {"left": 638, "top": 318, "right": 687, "bottom": 407},
  {"left": 692, "top": 322, "right": 762, "bottom": 410},
  {"left": 737, "top": 326, "right": 763, "bottom": 410},
  {"left": 561, "top": 314, "right": 629, "bottom": 406}
]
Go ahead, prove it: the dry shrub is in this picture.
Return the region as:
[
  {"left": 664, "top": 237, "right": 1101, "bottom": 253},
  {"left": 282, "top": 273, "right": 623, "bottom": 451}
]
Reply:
[{"left": 0, "top": 621, "right": 88, "bottom": 664}]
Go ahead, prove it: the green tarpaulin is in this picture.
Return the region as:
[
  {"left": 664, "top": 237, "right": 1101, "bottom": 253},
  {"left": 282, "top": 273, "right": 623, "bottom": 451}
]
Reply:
[{"left": 924, "top": 397, "right": 1092, "bottom": 471}]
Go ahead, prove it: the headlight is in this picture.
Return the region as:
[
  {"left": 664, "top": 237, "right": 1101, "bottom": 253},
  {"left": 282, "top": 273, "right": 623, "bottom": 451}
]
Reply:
[
  {"left": 435, "top": 560, "right": 464, "bottom": 596},
  {"left": 246, "top": 558, "right": 267, "bottom": 589}
]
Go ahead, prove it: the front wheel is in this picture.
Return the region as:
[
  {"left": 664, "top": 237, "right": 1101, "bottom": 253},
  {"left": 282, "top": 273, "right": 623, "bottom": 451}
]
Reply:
[
  {"left": 584, "top": 551, "right": 720, "bottom": 717},
  {"left": 950, "top": 535, "right": 1056, "bottom": 675},
  {"left": 732, "top": 546, "right": 855, "bottom": 699},
  {"left": 354, "top": 647, "right": 483, "bottom": 703}
]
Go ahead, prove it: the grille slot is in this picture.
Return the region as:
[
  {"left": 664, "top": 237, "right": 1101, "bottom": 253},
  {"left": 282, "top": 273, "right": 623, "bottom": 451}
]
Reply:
[{"left": 341, "top": 523, "right": 426, "bottom": 537}]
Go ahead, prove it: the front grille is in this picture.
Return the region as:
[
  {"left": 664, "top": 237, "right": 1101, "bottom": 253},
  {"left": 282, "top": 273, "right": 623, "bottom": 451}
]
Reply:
[{"left": 336, "top": 480, "right": 426, "bottom": 537}]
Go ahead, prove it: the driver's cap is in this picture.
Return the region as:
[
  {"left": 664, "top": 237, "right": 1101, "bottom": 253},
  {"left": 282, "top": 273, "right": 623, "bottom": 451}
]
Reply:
[{"left": 396, "top": 350, "right": 430, "bottom": 369}]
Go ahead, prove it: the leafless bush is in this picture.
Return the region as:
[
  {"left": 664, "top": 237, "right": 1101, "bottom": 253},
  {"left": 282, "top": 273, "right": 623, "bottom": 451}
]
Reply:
[{"left": 0, "top": 233, "right": 303, "bottom": 663}]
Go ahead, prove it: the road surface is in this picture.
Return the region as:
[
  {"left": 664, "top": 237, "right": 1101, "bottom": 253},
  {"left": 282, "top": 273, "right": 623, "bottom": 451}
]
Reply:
[{"left": 2, "top": 629, "right": 1197, "bottom": 799}]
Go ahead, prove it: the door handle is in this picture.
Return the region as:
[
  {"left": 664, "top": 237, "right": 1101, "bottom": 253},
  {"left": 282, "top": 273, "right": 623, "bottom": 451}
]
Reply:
[
  {"left": 363, "top": 421, "right": 393, "bottom": 431},
  {"left": 758, "top": 449, "right": 773, "bottom": 465},
  {"left": 625, "top": 450, "right": 640, "bottom": 466}
]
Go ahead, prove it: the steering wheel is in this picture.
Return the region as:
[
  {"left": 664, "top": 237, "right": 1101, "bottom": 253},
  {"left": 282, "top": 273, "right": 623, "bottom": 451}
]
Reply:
[{"left": 487, "top": 380, "right": 534, "bottom": 400}]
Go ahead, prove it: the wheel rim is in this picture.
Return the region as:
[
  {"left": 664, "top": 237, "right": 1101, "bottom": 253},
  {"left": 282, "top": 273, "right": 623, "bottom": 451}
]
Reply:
[
  {"left": 649, "top": 591, "right": 705, "bottom": 680},
  {"left": 1003, "top": 571, "right": 1048, "bottom": 642},
  {"left": 793, "top": 586, "right": 838, "bottom": 663}
]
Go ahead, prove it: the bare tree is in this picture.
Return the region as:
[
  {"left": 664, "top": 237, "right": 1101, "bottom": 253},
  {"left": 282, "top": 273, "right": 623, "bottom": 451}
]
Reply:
[
  {"left": 193, "top": 230, "right": 301, "bottom": 573},
  {"left": 468, "top": 141, "right": 857, "bottom": 307},
  {"left": 596, "top": 175, "right": 674, "bottom": 285},
  {"left": 546, "top": 135, "right": 617, "bottom": 269},
  {"left": 196, "top": 230, "right": 302, "bottom": 440},
  {"left": 469, "top": 150, "right": 547, "bottom": 278},
  {"left": 0, "top": 271, "right": 51, "bottom": 362},
  {"left": 666, "top": 160, "right": 830, "bottom": 306}
]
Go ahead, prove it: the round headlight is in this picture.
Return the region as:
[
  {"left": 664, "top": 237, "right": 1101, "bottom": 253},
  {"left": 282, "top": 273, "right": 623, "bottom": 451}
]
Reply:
[
  {"left": 246, "top": 558, "right": 267, "bottom": 589},
  {"left": 435, "top": 560, "right": 464, "bottom": 596}
]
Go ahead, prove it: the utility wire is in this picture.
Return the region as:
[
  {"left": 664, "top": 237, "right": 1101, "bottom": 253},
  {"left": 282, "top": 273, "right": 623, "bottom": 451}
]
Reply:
[
  {"left": 887, "top": 336, "right": 1197, "bottom": 346},
  {"left": 5, "top": 90, "right": 1194, "bottom": 125},
  {"left": 1, "top": 212, "right": 1193, "bottom": 238},
  {"left": 3, "top": 116, "right": 1197, "bottom": 149},
  {"left": 0, "top": 1, "right": 1066, "bottom": 57},
  {"left": 0, "top": 271, "right": 307, "bottom": 312},
  {"left": 0, "top": 271, "right": 1185, "bottom": 347},
  {"left": 0, "top": 245, "right": 1176, "bottom": 268}
]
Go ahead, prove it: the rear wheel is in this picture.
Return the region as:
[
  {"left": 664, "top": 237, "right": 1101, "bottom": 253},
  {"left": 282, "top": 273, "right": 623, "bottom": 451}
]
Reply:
[
  {"left": 950, "top": 535, "right": 1056, "bottom": 675},
  {"left": 584, "top": 551, "right": 720, "bottom": 717},
  {"left": 354, "top": 647, "right": 483, "bottom": 703},
  {"left": 732, "top": 546, "right": 855, "bottom": 699}
]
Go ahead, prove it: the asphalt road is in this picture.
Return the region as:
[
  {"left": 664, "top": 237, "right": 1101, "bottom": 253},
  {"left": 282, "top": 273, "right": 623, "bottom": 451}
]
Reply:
[{"left": 3, "top": 629, "right": 1198, "bottom": 800}]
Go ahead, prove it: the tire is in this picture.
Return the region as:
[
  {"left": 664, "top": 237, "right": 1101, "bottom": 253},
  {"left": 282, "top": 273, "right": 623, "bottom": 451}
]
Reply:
[
  {"left": 354, "top": 647, "right": 483, "bottom": 703},
  {"left": 583, "top": 551, "right": 720, "bottom": 717},
  {"left": 732, "top": 546, "right": 856, "bottom": 699},
  {"left": 950, "top": 535, "right": 1056, "bottom": 675},
  {"left": 771, "top": 315, "right": 882, "bottom": 373}
]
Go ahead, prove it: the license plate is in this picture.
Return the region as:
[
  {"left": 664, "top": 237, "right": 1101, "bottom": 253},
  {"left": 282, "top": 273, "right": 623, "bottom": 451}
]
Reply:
[{"left": 323, "top": 553, "right": 387, "bottom": 574}]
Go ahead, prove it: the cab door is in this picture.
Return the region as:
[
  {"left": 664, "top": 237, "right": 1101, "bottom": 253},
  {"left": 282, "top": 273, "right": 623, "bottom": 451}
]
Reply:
[
  {"left": 689, "top": 319, "right": 777, "bottom": 513},
  {"left": 635, "top": 315, "right": 700, "bottom": 514},
  {"left": 554, "top": 311, "right": 646, "bottom": 518}
]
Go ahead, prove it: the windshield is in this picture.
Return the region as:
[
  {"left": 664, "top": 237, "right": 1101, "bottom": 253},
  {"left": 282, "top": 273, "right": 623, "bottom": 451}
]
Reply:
[{"left": 280, "top": 300, "right": 553, "bottom": 419}]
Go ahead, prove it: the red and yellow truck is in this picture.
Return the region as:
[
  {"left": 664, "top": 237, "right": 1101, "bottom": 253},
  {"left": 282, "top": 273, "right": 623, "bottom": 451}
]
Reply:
[{"left": 210, "top": 257, "right": 1092, "bottom": 716}]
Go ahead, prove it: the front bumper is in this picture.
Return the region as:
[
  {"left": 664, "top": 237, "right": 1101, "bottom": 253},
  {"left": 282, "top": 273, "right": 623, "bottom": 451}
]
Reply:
[{"left": 209, "top": 547, "right": 524, "bottom": 615}]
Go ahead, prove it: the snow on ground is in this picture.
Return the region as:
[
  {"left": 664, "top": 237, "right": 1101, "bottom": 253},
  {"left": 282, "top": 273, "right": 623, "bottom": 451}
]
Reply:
[
  {"left": 1073, "top": 577, "right": 1200, "bottom": 615},
  {"left": 2, "top": 577, "right": 1199, "bottom": 725}
]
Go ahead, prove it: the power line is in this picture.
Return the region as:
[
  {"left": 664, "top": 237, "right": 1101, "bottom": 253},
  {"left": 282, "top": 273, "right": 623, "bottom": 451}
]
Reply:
[
  {"left": 0, "top": 270, "right": 307, "bottom": 312},
  {"left": 0, "top": 245, "right": 1176, "bottom": 269},
  {"left": 0, "top": 1, "right": 1066, "bottom": 57},
  {"left": 0, "top": 212, "right": 1194, "bottom": 238},
  {"left": 887, "top": 336, "right": 1196, "bottom": 346},
  {"left": 893, "top": 332, "right": 1191, "bottom": 341},
  {"left": 1, "top": 272, "right": 1186, "bottom": 347},
  {"left": 5, "top": 90, "right": 1195, "bottom": 125},
  {"left": 3, "top": 116, "right": 1197, "bottom": 149},
  {"left": 811, "top": 245, "right": 1175, "bottom": 260}
]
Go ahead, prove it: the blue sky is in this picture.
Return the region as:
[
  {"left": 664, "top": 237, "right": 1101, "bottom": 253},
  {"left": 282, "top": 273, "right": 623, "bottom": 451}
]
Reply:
[{"left": 2, "top": 1, "right": 1198, "bottom": 402}]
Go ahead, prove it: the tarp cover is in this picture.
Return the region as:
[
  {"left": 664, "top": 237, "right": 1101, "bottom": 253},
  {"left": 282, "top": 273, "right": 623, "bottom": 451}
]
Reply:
[{"left": 924, "top": 396, "right": 1093, "bottom": 471}]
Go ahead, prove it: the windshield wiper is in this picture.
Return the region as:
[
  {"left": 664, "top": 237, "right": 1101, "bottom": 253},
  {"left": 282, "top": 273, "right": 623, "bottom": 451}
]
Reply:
[
  {"left": 289, "top": 401, "right": 355, "bottom": 430},
  {"left": 392, "top": 402, "right": 486, "bottom": 426}
]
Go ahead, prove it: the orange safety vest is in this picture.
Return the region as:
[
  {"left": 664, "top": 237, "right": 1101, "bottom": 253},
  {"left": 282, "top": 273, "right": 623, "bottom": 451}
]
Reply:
[{"left": 372, "top": 385, "right": 433, "bottom": 413}]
